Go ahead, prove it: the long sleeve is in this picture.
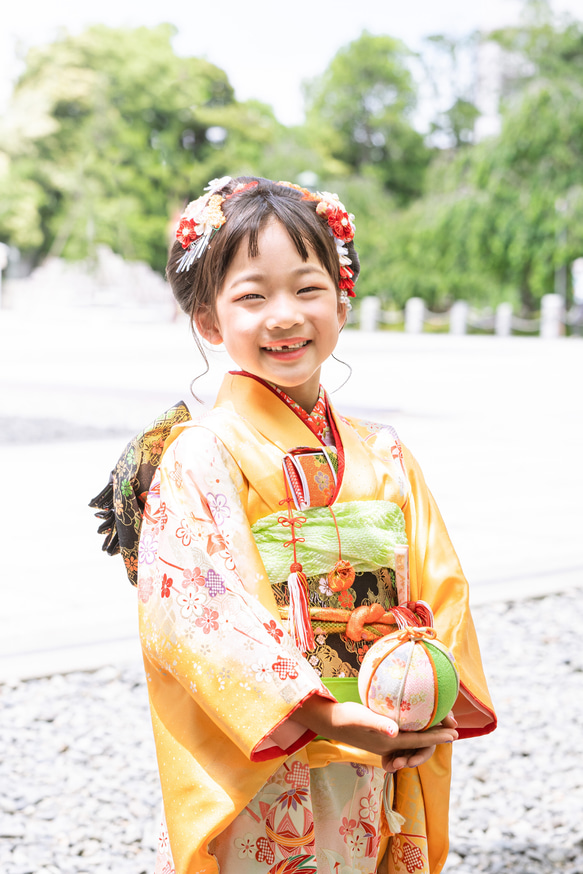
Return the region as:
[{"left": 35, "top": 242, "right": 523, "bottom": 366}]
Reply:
[
  {"left": 402, "top": 444, "right": 496, "bottom": 738},
  {"left": 138, "top": 423, "right": 333, "bottom": 762}
]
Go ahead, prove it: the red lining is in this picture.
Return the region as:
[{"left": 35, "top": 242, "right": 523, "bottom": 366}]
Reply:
[
  {"left": 249, "top": 687, "right": 335, "bottom": 762},
  {"left": 455, "top": 681, "right": 498, "bottom": 739}
]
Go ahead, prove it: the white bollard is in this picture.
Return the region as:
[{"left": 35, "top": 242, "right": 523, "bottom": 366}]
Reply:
[
  {"left": 359, "top": 296, "right": 381, "bottom": 331},
  {"left": 0, "top": 242, "right": 9, "bottom": 310},
  {"left": 495, "top": 302, "right": 513, "bottom": 337},
  {"left": 405, "top": 297, "right": 425, "bottom": 334},
  {"left": 449, "top": 300, "right": 468, "bottom": 335},
  {"left": 540, "top": 293, "right": 565, "bottom": 338}
]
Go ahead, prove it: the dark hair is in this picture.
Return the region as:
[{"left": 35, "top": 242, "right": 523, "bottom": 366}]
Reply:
[{"left": 166, "top": 176, "right": 360, "bottom": 326}]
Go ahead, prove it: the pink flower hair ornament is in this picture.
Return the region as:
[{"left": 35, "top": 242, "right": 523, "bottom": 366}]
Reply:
[{"left": 175, "top": 177, "right": 357, "bottom": 299}]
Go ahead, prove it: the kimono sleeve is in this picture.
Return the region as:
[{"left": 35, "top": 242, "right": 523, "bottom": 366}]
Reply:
[
  {"left": 137, "top": 424, "right": 333, "bottom": 762},
  {"left": 402, "top": 444, "right": 497, "bottom": 739}
]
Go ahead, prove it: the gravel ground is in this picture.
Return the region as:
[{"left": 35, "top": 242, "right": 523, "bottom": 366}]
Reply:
[{"left": 1, "top": 589, "right": 582, "bottom": 874}]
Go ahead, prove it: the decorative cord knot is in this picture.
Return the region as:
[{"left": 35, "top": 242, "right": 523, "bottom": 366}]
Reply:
[{"left": 397, "top": 626, "right": 437, "bottom": 643}]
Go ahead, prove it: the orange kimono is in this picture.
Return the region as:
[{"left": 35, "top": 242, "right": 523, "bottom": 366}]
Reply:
[{"left": 137, "top": 373, "right": 496, "bottom": 874}]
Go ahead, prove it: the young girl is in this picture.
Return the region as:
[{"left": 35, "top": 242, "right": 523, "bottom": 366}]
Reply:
[{"left": 94, "top": 176, "right": 495, "bottom": 874}]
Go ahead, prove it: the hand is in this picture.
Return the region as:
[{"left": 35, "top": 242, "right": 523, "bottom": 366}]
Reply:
[
  {"left": 295, "top": 698, "right": 458, "bottom": 771},
  {"left": 382, "top": 711, "right": 459, "bottom": 773}
]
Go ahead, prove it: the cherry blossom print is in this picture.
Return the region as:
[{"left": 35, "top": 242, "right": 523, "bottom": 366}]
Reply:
[
  {"left": 217, "top": 608, "right": 237, "bottom": 638},
  {"left": 264, "top": 619, "right": 284, "bottom": 644},
  {"left": 359, "top": 793, "right": 378, "bottom": 822},
  {"left": 124, "top": 554, "right": 138, "bottom": 578},
  {"left": 206, "top": 492, "right": 230, "bottom": 526},
  {"left": 252, "top": 659, "right": 274, "bottom": 683},
  {"left": 195, "top": 606, "right": 220, "bottom": 634},
  {"left": 234, "top": 833, "right": 256, "bottom": 860},
  {"left": 318, "top": 577, "right": 333, "bottom": 599},
  {"left": 346, "top": 829, "right": 367, "bottom": 857},
  {"left": 138, "top": 533, "right": 157, "bottom": 565},
  {"left": 177, "top": 586, "right": 207, "bottom": 619},
  {"left": 338, "top": 589, "right": 355, "bottom": 610},
  {"left": 314, "top": 470, "right": 331, "bottom": 492},
  {"left": 216, "top": 667, "right": 232, "bottom": 692},
  {"left": 176, "top": 519, "right": 193, "bottom": 546},
  {"left": 161, "top": 574, "right": 173, "bottom": 598},
  {"left": 339, "top": 817, "right": 357, "bottom": 837},
  {"left": 183, "top": 567, "right": 205, "bottom": 587},
  {"left": 205, "top": 568, "right": 226, "bottom": 597},
  {"left": 138, "top": 575, "right": 154, "bottom": 603},
  {"left": 158, "top": 822, "right": 170, "bottom": 851}
]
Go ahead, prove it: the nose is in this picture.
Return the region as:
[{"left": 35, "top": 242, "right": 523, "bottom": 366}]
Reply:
[{"left": 265, "top": 292, "right": 304, "bottom": 331}]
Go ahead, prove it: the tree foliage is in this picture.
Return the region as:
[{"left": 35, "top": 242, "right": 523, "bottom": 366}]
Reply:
[
  {"left": 0, "top": 25, "right": 280, "bottom": 270},
  {"left": 378, "top": 8, "right": 583, "bottom": 312},
  {"left": 1, "top": 11, "right": 582, "bottom": 313},
  {"left": 304, "top": 32, "right": 430, "bottom": 203}
]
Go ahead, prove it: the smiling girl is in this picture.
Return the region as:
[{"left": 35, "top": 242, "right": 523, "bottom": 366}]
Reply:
[{"left": 96, "top": 176, "right": 495, "bottom": 874}]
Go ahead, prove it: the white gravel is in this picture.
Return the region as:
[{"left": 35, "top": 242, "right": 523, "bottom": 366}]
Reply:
[{"left": 2, "top": 588, "right": 582, "bottom": 874}]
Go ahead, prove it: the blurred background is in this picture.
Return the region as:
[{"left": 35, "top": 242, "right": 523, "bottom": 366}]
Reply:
[
  {"left": 1, "top": 0, "right": 583, "bottom": 319},
  {"left": 1, "top": 2, "right": 582, "bottom": 872}
]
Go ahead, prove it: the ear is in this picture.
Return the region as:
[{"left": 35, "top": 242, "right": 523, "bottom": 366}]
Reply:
[
  {"left": 195, "top": 308, "right": 223, "bottom": 345},
  {"left": 337, "top": 296, "right": 348, "bottom": 331}
]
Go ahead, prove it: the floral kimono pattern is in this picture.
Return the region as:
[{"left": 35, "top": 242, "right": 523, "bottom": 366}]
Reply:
[{"left": 138, "top": 373, "right": 496, "bottom": 874}]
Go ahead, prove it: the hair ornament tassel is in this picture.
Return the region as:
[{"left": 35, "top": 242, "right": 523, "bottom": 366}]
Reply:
[{"left": 175, "top": 177, "right": 233, "bottom": 272}]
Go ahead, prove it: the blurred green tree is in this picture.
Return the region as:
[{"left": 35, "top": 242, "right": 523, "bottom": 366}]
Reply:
[
  {"left": 379, "top": 8, "right": 583, "bottom": 313},
  {"left": 303, "top": 31, "right": 430, "bottom": 203},
  {"left": 423, "top": 33, "right": 482, "bottom": 148},
  {"left": 0, "top": 24, "right": 280, "bottom": 271}
]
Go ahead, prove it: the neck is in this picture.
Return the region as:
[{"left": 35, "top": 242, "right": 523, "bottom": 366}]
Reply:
[{"left": 236, "top": 371, "right": 322, "bottom": 414}]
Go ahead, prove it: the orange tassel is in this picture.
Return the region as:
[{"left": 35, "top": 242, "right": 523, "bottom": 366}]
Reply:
[{"left": 287, "top": 562, "right": 315, "bottom": 653}]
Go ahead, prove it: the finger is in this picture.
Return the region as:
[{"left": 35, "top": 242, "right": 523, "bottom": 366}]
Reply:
[
  {"left": 388, "top": 727, "right": 457, "bottom": 750},
  {"left": 441, "top": 712, "right": 458, "bottom": 728},
  {"left": 403, "top": 745, "right": 436, "bottom": 769},
  {"left": 383, "top": 744, "right": 437, "bottom": 772},
  {"left": 389, "top": 754, "right": 410, "bottom": 771}
]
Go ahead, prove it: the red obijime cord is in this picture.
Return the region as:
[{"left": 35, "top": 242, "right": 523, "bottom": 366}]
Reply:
[{"left": 278, "top": 482, "right": 315, "bottom": 653}]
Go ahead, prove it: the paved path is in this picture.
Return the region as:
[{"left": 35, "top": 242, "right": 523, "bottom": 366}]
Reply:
[{"left": 1, "top": 309, "right": 581, "bottom": 681}]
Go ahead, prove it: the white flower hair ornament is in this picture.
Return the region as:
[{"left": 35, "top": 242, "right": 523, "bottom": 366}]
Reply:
[{"left": 175, "top": 176, "right": 233, "bottom": 273}]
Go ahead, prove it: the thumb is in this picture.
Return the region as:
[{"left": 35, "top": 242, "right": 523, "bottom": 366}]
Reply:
[{"left": 368, "top": 711, "right": 399, "bottom": 738}]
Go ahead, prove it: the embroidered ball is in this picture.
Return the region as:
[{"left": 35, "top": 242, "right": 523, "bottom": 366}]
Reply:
[{"left": 358, "top": 627, "right": 459, "bottom": 731}]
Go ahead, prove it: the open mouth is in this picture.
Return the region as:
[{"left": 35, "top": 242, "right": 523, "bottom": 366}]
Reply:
[{"left": 263, "top": 340, "right": 310, "bottom": 352}]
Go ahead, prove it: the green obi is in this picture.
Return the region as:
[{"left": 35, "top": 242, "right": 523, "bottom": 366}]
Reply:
[{"left": 251, "top": 500, "right": 408, "bottom": 584}]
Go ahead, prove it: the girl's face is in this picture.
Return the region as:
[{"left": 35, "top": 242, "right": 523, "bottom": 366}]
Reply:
[{"left": 197, "top": 219, "right": 347, "bottom": 412}]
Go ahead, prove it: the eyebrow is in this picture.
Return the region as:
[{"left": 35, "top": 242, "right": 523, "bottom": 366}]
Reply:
[{"left": 229, "top": 264, "right": 326, "bottom": 288}]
